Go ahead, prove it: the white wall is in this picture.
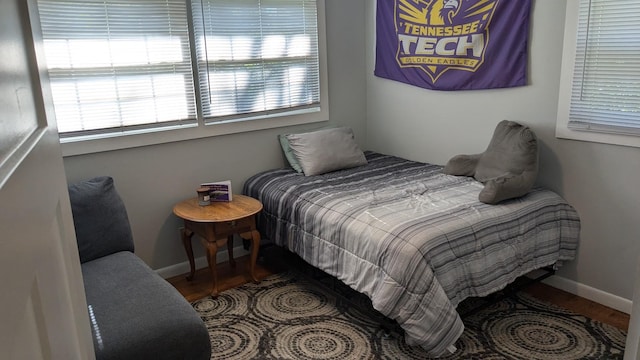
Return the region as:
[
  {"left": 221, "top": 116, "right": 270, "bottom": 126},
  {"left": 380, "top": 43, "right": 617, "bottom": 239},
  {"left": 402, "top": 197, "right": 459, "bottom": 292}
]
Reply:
[
  {"left": 63, "top": 0, "right": 368, "bottom": 270},
  {"left": 365, "top": 0, "right": 640, "bottom": 304}
]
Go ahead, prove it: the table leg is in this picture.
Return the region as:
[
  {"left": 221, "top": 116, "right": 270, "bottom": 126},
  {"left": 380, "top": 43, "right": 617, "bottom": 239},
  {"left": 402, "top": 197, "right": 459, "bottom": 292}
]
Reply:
[
  {"left": 181, "top": 227, "right": 195, "bottom": 281},
  {"left": 202, "top": 239, "right": 219, "bottom": 297},
  {"left": 227, "top": 235, "right": 235, "bottom": 268},
  {"left": 248, "top": 229, "right": 261, "bottom": 283}
]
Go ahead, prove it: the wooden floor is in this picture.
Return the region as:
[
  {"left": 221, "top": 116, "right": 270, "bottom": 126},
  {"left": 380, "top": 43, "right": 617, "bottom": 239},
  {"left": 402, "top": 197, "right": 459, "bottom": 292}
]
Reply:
[
  {"left": 167, "top": 250, "right": 630, "bottom": 332},
  {"left": 167, "top": 254, "right": 283, "bottom": 303}
]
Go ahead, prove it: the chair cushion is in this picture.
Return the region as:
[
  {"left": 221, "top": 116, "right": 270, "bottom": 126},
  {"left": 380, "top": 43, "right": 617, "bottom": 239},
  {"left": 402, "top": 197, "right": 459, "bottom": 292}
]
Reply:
[
  {"left": 68, "top": 176, "right": 134, "bottom": 263},
  {"left": 82, "top": 252, "right": 211, "bottom": 360}
]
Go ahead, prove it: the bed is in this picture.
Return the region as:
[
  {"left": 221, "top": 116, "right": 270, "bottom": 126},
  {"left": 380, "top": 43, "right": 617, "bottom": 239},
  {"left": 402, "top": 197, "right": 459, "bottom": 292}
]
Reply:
[{"left": 242, "top": 151, "right": 580, "bottom": 357}]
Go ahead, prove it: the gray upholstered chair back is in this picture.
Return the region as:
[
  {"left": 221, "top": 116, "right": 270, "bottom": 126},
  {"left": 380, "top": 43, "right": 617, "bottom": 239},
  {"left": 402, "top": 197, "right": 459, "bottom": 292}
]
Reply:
[{"left": 68, "top": 176, "right": 134, "bottom": 263}]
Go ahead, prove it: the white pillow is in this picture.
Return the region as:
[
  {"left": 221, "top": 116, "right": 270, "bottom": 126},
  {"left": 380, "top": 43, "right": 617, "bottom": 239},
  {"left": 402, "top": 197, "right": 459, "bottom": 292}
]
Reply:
[{"left": 285, "top": 127, "right": 367, "bottom": 176}]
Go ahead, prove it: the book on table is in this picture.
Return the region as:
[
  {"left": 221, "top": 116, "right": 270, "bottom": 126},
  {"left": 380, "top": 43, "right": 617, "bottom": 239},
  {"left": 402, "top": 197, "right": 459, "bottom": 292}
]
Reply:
[{"left": 200, "top": 180, "right": 232, "bottom": 202}]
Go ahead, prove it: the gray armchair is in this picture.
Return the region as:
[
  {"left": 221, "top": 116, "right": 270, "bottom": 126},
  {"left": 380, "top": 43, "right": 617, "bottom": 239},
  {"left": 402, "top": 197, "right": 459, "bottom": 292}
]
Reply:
[{"left": 68, "top": 176, "right": 211, "bottom": 360}]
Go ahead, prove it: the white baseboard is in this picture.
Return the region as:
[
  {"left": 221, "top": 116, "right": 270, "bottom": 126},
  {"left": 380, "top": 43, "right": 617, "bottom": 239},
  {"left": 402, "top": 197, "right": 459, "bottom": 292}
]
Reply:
[
  {"left": 543, "top": 275, "right": 632, "bottom": 315},
  {"left": 156, "top": 245, "right": 250, "bottom": 280}
]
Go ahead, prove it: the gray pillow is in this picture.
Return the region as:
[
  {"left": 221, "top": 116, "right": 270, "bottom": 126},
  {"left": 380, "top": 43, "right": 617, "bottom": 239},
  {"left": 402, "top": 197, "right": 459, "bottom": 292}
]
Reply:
[
  {"left": 285, "top": 127, "right": 367, "bottom": 176},
  {"left": 474, "top": 121, "right": 538, "bottom": 183},
  {"left": 444, "top": 120, "right": 538, "bottom": 204},
  {"left": 68, "top": 176, "right": 134, "bottom": 263},
  {"left": 278, "top": 134, "right": 304, "bottom": 173}
]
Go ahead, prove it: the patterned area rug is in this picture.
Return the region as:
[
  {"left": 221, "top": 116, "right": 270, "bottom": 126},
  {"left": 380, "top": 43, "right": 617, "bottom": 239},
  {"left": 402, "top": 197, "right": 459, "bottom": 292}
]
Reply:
[{"left": 192, "top": 271, "right": 626, "bottom": 359}]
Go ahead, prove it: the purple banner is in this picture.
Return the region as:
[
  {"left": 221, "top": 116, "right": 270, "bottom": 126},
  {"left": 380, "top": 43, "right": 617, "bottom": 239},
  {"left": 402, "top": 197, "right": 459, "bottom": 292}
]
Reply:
[{"left": 375, "top": 0, "right": 531, "bottom": 91}]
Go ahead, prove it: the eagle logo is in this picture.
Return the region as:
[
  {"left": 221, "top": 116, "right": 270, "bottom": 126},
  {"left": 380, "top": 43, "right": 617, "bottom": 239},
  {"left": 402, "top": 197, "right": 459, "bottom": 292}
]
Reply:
[{"left": 394, "top": 0, "right": 499, "bottom": 83}]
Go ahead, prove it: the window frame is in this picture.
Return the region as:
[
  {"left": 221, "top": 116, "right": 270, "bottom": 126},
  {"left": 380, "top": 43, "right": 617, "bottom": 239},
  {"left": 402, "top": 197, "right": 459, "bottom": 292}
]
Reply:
[
  {"left": 556, "top": 0, "right": 640, "bottom": 148},
  {"left": 40, "top": 0, "right": 329, "bottom": 157}
]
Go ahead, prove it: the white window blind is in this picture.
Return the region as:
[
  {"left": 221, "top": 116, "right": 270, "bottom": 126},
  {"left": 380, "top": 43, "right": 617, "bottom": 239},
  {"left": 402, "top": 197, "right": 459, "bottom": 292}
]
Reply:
[
  {"left": 37, "top": 0, "right": 197, "bottom": 137},
  {"left": 192, "top": 0, "right": 320, "bottom": 122},
  {"left": 569, "top": 0, "right": 640, "bottom": 135}
]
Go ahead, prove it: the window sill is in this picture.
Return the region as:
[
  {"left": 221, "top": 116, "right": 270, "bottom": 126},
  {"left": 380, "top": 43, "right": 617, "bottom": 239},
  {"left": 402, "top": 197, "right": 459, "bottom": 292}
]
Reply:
[
  {"left": 555, "top": 124, "right": 640, "bottom": 149},
  {"left": 59, "top": 108, "right": 328, "bottom": 157}
]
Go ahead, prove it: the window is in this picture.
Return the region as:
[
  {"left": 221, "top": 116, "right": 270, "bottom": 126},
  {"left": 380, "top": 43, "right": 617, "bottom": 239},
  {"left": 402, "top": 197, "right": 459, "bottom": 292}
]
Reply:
[
  {"left": 35, "top": 0, "right": 327, "bottom": 154},
  {"left": 556, "top": 0, "right": 640, "bottom": 148},
  {"left": 192, "top": 0, "right": 320, "bottom": 122}
]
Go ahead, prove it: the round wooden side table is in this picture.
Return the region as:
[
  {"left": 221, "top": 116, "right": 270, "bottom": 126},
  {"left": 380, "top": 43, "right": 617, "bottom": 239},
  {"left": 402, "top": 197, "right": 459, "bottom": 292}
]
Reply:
[{"left": 173, "top": 194, "right": 263, "bottom": 297}]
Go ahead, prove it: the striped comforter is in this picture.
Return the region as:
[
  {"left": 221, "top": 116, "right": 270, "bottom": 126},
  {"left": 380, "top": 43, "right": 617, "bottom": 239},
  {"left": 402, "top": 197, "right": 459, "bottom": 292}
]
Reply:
[{"left": 243, "top": 152, "right": 580, "bottom": 356}]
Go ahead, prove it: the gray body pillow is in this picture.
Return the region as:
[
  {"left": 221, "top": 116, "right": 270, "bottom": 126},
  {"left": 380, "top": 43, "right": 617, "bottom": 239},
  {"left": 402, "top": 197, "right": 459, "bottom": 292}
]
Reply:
[{"left": 443, "top": 120, "right": 538, "bottom": 204}]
